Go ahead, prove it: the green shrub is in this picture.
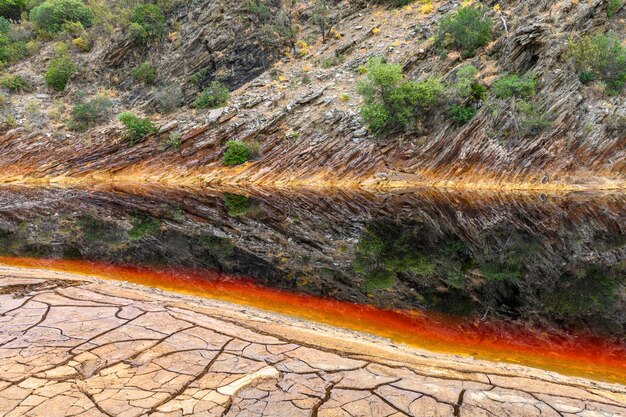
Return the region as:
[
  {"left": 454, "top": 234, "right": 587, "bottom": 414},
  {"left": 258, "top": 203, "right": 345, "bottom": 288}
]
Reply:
[
  {"left": 223, "top": 140, "right": 249, "bottom": 166},
  {"left": 436, "top": 5, "right": 492, "bottom": 58},
  {"left": 223, "top": 193, "right": 251, "bottom": 216},
  {"left": 0, "top": 0, "right": 25, "bottom": 21},
  {"left": 165, "top": 131, "right": 181, "bottom": 149},
  {"left": 0, "top": 16, "right": 10, "bottom": 32},
  {"left": 44, "top": 53, "right": 75, "bottom": 91},
  {"left": 450, "top": 64, "right": 486, "bottom": 101},
  {"left": 131, "top": 61, "right": 157, "bottom": 84},
  {"left": 480, "top": 262, "right": 521, "bottom": 282},
  {"left": 69, "top": 96, "right": 112, "bottom": 131},
  {"left": 248, "top": 0, "right": 270, "bottom": 21},
  {"left": 0, "top": 31, "right": 30, "bottom": 66},
  {"left": 4, "top": 113, "right": 16, "bottom": 126},
  {"left": 72, "top": 34, "right": 92, "bottom": 52},
  {"left": 578, "top": 70, "right": 595, "bottom": 84},
  {"left": 0, "top": 73, "right": 27, "bottom": 92},
  {"left": 567, "top": 31, "right": 626, "bottom": 95},
  {"left": 607, "top": 0, "right": 623, "bottom": 17},
  {"left": 188, "top": 68, "right": 208, "bottom": 86},
  {"left": 200, "top": 235, "right": 235, "bottom": 263},
  {"left": 129, "top": 4, "right": 165, "bottom": 43},
  {"left": 118, "top": 111, "right": 157, "bottom": 145},
  {"left": 61, "top": 20, "right": 84, "bottom": 36},
  {"left": 356, "top": 57, "right": 443, "bottom": 133},
  {"left": 449, "top": 104, "right": 476, "bottom": 125},
  {"left": 30, "top": 0, "right": 93, "bottom": 33},
  {"left": 78, "top": 216, "right": 122, "bottom": 244},
  {"left": 193, "top": 81, "right": 230, "bottom": 109},
  {"left": 491, "top": 73, "right": 537, "bottom": 99}
]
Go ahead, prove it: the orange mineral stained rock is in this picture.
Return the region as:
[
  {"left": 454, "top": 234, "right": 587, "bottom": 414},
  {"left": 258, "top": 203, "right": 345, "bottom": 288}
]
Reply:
[{"left": 1, "top": 256, "right": 624, "bottom": 384}]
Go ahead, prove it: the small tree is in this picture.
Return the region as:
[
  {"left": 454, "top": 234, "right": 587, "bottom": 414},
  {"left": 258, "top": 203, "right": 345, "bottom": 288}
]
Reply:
[
  {"left": 356, "top": 57, "right": 443, "bottom": 134},
  {"left": 436, "top": 4, "right": 492, "bottom": 58},
  {"left": 118, "top": 111, "right": 157, "bottom": 145},
  {"left": 29, "top": 0, "right": 93, "bottom": 34},
  {"left": 193, "top": 81, "right": 230, "bottom": 109},
  {"left": 44, "top": 52, "right": 76, "bottom": 91}
]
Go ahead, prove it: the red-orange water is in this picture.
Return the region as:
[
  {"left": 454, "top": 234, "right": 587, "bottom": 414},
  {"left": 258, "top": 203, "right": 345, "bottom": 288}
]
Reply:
[{"left": 1, "top": 256, "right": 624, "bottom": 384}]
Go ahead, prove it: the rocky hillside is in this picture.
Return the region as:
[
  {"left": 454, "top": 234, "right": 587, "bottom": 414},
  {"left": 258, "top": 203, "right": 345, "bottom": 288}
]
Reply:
[{"left": 0, "top": 0, "right": 624, "bottom": 190}]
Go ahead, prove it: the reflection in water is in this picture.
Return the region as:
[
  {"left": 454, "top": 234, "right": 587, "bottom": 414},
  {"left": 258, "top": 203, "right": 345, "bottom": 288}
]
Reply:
[{"left": 0, "top": 185, "right": 624, "bottom": 381}]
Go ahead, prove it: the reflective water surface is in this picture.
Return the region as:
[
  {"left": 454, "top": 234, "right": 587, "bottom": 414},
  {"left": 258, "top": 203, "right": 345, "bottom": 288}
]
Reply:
[{"left": 0, "top": 185, "right": 624, "bottom": 382}]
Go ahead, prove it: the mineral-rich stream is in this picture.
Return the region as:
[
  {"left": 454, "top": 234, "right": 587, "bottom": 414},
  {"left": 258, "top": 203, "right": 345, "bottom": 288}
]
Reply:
[{"left": 1, "top": 256, "right": 626, "bottom": 384}]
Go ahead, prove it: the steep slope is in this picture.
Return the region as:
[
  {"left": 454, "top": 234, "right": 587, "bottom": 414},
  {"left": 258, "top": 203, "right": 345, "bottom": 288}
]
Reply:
[{"left": 0, "top": 0, "right": 624, "bottom": 190}]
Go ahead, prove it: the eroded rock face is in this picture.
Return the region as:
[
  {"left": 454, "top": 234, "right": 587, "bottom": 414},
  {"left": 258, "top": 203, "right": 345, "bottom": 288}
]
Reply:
[
  {"left": 0, "top": 0, "right": 624, "bottom": 189},
  {"left": 0, "top": 267, "right": 624, "bottom": 417}
]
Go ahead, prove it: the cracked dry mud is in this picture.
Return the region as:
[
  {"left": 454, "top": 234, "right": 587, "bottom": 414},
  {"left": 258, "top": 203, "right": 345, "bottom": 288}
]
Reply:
[{"left": 0, "top": 266, "right": 624, "bottom": 417}]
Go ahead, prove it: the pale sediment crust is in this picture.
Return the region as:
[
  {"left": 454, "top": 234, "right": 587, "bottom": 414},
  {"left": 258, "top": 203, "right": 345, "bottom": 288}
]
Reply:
[{"left": 0, "top": 265, "right": 624, "bottom": 417}]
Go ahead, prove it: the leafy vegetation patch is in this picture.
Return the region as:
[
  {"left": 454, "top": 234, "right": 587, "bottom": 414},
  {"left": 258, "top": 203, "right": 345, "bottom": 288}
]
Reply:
[
  {"left": 200, "top": 235, "right": 235, "bottom": 264},
  {"left": 69, "top": 96, "right": 112, "bottom": 131},
  {"left": 357, "top": 57, "right": 443, "bottom": 134},
  {"left": 567, "top": 31, "right": 626, "bottom": 95},
  {"left": 0, "top": 73, "right": 27, "bottom": 92},
  {"left": 193, "top": 81, "right": 230, "bottom": 109},
  {"left": 436, "top": 4, "right": 492, "bottom": 58},
  {"left": 449, "top": 104, "right": 476, "bottom": 125},
  {"left": 0, "top": 0, "right": 25, "bottom": 21},
  {"left": 491, "top": 73, "right": 537, "bottom": 99},
  {"left": 446, "top": 64, "right": 486, "bottom": 125},
  {"left": 77, "top": 215, "right": 121, "bottom": 244},
  {"left": 132, "top": 61, "right": 157, "bottom": 85},
  {"left": 30, "top": 0, "right": 93, "bottom": 34},
  {"left": 0, "top": 19, "right": 34, "bottom": 68},
  {"left": 128, "top": 4, "right": 165, "bottom": 43},
  {"left": 223, "top": 140, "right": 250, "bottom": 166},
  {"left": 118, "top": 111, "right": 157, "bottom": 145},
  {"left": 607, "top": 0, "right": 624, "bottom": 17},
  {"left": 44, "top": 47, "right": 76, "bottom": 91}
]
